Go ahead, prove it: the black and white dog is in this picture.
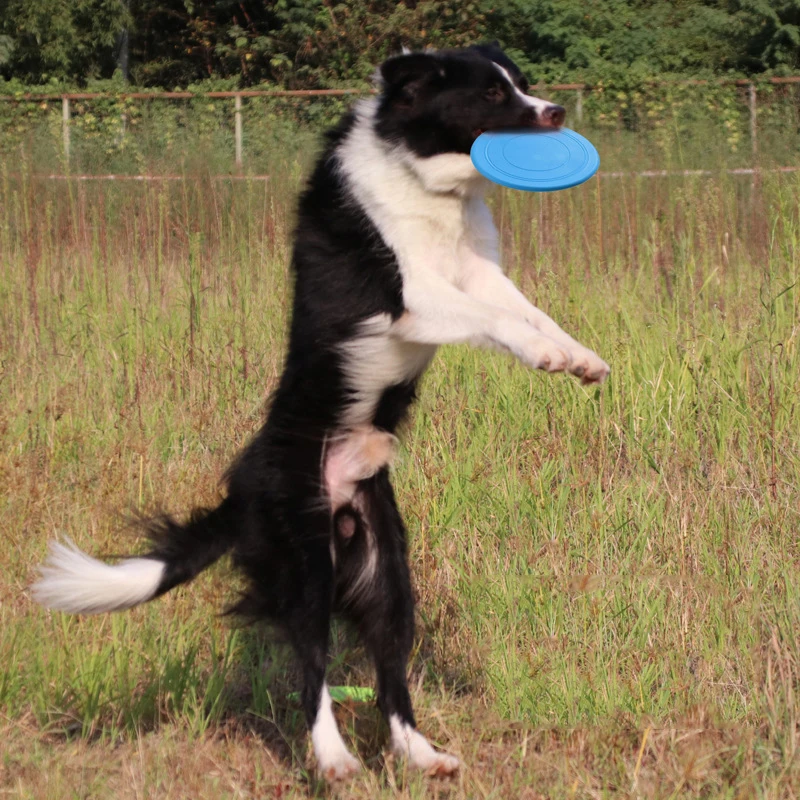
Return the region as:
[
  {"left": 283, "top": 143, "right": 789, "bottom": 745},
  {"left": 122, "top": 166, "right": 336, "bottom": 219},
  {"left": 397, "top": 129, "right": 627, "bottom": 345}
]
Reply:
[{"left": 33, "top": 44, "right": 609, "bottom": 781}]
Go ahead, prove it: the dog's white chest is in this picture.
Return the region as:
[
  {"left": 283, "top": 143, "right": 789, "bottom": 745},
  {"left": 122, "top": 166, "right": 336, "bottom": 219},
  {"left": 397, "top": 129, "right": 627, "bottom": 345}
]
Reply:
[
  {"left": 340, "top": 317, "right": 436, "bottom": 426},
  {"left": 334, "top": 101, "right": 501, "bottom": 426}
]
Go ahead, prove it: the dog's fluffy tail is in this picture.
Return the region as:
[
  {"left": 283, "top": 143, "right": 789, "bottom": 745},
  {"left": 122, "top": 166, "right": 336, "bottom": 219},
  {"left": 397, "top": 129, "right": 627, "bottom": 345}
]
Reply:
[{"left": 32, "top": 500, "right": 236, "bottom": 615}]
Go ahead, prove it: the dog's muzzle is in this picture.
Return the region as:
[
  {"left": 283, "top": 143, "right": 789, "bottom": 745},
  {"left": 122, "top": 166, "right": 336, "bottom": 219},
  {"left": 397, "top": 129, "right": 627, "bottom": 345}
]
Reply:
[{"left": 520, "top": 104, "right": 566, "bottom": 130}]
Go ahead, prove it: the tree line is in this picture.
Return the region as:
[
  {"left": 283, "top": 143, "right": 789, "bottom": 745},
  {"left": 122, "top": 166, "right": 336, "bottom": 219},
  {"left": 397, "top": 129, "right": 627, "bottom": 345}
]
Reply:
[{"left": 0, "top": 0, "right": 798, "bottom": 89}]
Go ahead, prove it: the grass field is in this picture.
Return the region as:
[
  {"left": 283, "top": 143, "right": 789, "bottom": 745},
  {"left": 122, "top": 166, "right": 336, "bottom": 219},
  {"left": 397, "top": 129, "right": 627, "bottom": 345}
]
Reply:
[{"left": 1, "top": 129, "right": 800, "bottom": 798}]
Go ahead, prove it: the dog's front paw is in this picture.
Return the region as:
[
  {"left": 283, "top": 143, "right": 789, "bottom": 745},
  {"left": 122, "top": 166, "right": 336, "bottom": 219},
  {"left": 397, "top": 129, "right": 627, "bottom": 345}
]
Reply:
[
  {"left": 318, "top": 750, "right": 361, "bottom": 783},
  {"left": 514, "top": 334, "right": 571, "bottom": 374},
  {"left": 566, "top": 345, "right": 610, "bottom": 384}
]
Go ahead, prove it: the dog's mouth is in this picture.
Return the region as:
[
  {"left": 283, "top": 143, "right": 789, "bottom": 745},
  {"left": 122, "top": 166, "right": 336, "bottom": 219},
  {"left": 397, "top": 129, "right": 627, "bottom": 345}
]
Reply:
[{"left": 473, "top": 105, "right": 566, "bottom": 139}]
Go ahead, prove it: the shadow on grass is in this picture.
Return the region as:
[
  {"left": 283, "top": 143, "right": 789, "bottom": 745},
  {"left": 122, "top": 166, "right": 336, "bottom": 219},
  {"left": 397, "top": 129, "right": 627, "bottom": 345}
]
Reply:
[{"left": 39, "top": 617, "right": 392, "bottom": 795}]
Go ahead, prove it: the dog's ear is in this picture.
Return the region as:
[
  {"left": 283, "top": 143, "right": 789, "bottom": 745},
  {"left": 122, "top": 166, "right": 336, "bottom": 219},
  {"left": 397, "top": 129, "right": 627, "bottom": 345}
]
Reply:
[
  {"left": 469, "top": 41, "right": 503, "bottom": 60},
  {"left": 379, "top": 53, "right": 443, "bottom": 102}
]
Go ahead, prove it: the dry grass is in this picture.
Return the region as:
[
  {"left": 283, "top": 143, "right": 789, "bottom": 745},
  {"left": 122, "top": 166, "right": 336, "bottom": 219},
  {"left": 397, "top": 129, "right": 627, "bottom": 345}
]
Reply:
[{"left": 1, "top": 140, "right": 800, "bottom": 798}]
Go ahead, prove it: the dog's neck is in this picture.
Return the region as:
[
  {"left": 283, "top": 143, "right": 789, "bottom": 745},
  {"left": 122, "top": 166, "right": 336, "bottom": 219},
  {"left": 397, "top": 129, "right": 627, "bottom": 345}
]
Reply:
[
  {"left": 343, "top": 99, "right": 491, "bottom": 201},
  {"left": 397, "top": 149, "right": 489, "bottom": 197}
]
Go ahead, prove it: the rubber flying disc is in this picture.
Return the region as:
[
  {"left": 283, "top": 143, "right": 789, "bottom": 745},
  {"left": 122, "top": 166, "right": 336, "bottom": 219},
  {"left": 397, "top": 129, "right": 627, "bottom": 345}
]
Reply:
[{"left": 471, "top": 128, "right": 600, "bottom": 192}]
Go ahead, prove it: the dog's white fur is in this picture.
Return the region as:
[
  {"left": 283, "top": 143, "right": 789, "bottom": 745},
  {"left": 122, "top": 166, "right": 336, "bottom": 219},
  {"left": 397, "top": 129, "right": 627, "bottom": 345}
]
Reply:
[
  {"left": 32, "top": 539, "right": 165, "bottom": 614},
  {"left": 312, "top": 683, "right": 361, "bottom": 781},
  {"left": 493, "top": 63, "right": 552, "bottom": 115},
  {"left": 390, "top": 714, "right": 460, "bottom": 775},
  {"left": 339, "top": 315, "right": 435, "bottom": 427}
]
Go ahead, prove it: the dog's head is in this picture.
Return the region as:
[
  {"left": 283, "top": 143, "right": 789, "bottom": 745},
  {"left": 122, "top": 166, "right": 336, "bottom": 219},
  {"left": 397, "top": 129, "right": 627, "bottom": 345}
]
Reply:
[{"left": 374, "top": 44, "right": 565, "bottom": 158}]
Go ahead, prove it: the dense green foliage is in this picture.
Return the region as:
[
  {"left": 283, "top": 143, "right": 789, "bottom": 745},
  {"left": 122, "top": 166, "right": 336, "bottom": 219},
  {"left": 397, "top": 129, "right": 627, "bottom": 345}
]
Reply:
[
  {"left": 0, "top": 0, "right": 798, "bottom": 88},
  {"left": 0, "top": 0, "right": 127, "bottom": 82},
  {"left": 490, "top": 0, "right": 800, "bottom": 81}
]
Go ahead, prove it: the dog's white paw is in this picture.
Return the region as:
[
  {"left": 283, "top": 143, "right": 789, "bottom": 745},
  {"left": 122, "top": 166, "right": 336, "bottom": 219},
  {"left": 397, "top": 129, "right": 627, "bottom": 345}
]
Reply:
[
  {"left": 508, "top": 317, "right": 610, "bottom": 384},
  {"left": 514, "top": 334, "right": 571, "bottom": 373},
  {"left": 312, "top": 684, "right": 361, "bottom": 783},
  {"left": 390, "top": 715, "right": 460, "bottom": 777},
  {"left": 419, "top": 751, "right": 461, "bottom": 777},
  {"left": 565, "top": 344, "right": 610, "bottom": 384},
  {"left": 318, "top": 749, "right": 361, "bottom": 783}
]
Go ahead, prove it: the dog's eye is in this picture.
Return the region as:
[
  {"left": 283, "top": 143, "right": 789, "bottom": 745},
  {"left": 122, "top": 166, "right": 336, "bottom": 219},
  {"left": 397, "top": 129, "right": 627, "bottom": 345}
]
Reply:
[{"left": 486, "top": 86, "right": 505, "bottom": 103}]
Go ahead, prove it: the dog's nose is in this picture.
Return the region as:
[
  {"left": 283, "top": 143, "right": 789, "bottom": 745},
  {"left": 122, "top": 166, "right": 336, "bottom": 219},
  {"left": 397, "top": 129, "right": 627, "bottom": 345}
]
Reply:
[{"left": 542, "top": 105, "right": 565, "bottom": 128}]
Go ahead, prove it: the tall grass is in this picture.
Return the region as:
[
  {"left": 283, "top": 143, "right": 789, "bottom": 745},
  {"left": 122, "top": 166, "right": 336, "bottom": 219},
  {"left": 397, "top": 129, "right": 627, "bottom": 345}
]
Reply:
[{"left": 1, "top": 131, "right": 799, "bottom": 797}]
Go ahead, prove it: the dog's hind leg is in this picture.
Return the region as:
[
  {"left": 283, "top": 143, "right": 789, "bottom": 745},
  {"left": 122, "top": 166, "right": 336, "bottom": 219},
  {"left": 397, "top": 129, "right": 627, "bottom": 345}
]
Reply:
[
  {"left": 349, "top": 472, "right": 460, "bottom": 776},
  {"left": 283, "top": 532, "right": 361, "bottom": 782},
  {"left": 308, "top": 680, "right": 361, "bottom": 782},
  {"left": 294, "top": 617, "right": 361, "bottom": 781}
]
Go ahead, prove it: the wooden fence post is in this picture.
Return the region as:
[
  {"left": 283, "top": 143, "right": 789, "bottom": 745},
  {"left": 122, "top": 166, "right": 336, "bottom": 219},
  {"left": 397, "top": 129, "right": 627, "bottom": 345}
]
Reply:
[
  {"left": 576, "top": 88, "right": 584, "bottom": 123},
  {"left": 234, "top": 94, "right": 243, "bottom": 169},
  {"left": 62, "top": 96, "right": 71, "bottom": 164},
  {"left": 748, "top": 83, "right": 757, "bottom": 156}
]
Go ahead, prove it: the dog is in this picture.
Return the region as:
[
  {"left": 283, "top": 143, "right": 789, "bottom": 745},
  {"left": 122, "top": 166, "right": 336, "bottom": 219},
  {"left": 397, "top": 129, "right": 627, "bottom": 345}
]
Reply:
[{"left": 32, "top": 43, "right": 610, "bottom": 782}]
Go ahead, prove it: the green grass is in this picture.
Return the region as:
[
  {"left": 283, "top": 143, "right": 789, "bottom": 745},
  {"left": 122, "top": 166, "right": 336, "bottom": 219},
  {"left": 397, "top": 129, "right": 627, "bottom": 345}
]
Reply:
[{"left": 1, "top": 133, "right": 800, "bottom": 798}]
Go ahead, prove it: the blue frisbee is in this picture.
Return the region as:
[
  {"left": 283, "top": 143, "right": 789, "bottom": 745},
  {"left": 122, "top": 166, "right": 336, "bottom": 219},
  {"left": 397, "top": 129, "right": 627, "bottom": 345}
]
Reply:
[{"left": 471, "top": 128, "right": 599, "bottom": 192}]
